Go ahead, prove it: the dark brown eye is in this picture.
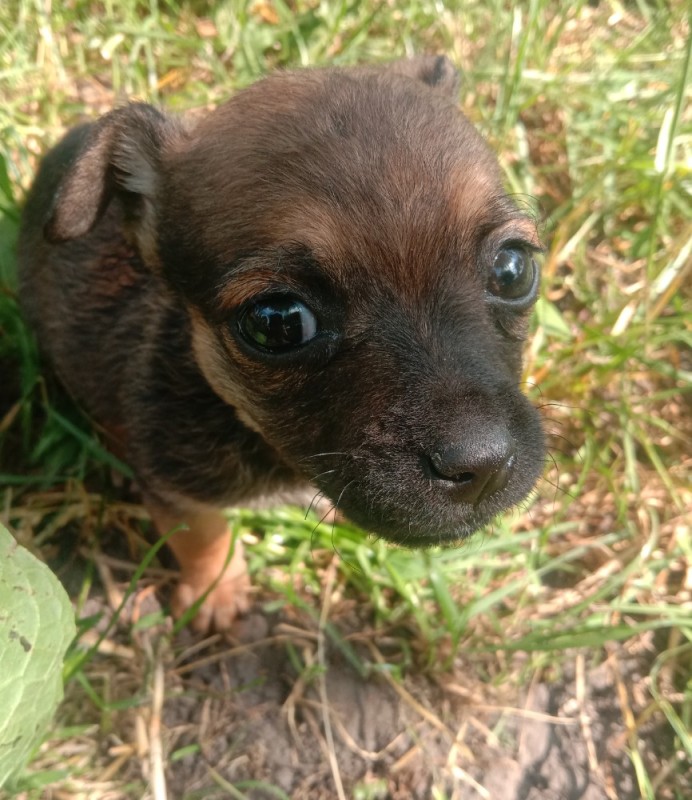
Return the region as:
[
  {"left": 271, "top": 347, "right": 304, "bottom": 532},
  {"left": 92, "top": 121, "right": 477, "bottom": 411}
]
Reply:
[
  {"left": 489, "top": 247, "right": 537, "bottom": 300},
  {"left": 238, "top": 296, "right": 318, "bottom": 352}
]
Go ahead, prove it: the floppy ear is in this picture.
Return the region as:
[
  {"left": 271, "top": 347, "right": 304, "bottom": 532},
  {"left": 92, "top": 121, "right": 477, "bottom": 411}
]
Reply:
[
  {"left": 385, "top": 55, "right": 461, "bottom": 97},
  {"left": 45, "top": 103, "right": 183, "bottom": 244}
]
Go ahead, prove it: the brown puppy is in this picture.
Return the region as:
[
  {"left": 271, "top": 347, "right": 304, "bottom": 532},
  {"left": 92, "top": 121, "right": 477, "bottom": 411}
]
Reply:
[{"left": 18, "top": 56, "right": 545, "bottom": 631}]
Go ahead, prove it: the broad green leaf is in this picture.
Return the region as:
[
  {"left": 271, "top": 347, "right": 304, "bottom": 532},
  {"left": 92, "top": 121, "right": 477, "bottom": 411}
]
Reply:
[{"left": 0, "top": 524, "right": 76, "bottom": 788}]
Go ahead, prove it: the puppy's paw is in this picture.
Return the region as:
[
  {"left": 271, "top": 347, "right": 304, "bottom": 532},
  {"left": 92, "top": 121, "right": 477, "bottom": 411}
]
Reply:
[
  {"left": 150, "top": 507, "right": 253, "bottom": 633},
  {"left": 172, "top": 566, "right": 251, "bottom": 632}
]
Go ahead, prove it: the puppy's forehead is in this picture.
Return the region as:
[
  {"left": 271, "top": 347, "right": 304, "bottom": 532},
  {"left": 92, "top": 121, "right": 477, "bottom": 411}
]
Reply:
[
  {"left": 175, "top": 69, "right": 529, "bottom": 296},
  {"left": 269, "top": 162, "right": 507, "bottom": 266}
]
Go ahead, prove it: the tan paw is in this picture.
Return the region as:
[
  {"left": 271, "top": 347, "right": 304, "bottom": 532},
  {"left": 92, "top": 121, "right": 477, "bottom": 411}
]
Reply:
[
  {"left": 172, "top": 568, "right": 251, "bottom": 632},
  {"left": 149, "top": 507, "right": 252, "bottom": 632}
]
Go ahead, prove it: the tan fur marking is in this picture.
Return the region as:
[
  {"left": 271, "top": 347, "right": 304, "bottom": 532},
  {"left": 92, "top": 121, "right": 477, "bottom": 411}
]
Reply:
[{"left": 189, "top": 310, "right": 269, "bottom": 435}]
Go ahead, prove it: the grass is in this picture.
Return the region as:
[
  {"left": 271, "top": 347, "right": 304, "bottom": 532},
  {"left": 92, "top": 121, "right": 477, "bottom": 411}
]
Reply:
[{"left": 1, "top": 0, "right": 690, "bottom": 798}]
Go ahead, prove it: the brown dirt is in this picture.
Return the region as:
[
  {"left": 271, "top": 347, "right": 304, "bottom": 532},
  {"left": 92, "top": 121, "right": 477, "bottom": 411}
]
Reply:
[{"left": 76, "top": 593, "right": 676, "bottom": 800}]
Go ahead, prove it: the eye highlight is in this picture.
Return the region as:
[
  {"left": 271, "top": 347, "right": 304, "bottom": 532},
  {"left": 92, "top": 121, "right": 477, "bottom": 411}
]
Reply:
[
  {"left": 238, "top": 296, "right": 318, "bottom": 352},
  {"left": 488, "top": 246, "right": 537, "bottom": 301}
]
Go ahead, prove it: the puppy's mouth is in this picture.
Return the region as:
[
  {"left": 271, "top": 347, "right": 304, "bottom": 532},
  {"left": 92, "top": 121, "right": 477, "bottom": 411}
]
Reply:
[
  {"left": 328, "top": 480, "right": 525, "bottom": 547},
  {"left": 308, "top": 430, "right": 545, "bottom": 548}
]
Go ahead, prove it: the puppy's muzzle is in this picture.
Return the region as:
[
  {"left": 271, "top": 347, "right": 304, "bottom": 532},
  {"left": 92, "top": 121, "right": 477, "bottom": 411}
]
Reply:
[{"left": 425, "top": 424, "right": 515, "bottom": 506}]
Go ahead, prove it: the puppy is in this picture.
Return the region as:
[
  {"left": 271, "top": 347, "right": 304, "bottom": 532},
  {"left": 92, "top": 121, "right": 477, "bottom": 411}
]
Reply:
[{"left": 18, "top": 56, "right": 545, "bottom": 631}]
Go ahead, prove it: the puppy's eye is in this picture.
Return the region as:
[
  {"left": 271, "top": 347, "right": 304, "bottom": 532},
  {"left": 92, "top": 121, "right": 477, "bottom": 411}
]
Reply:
[
  {"left": 238, "top": 296, "right": 318, "bottom": 352},
  {"left": 489, "top": 247, "right": 537, "bottom": 300}
]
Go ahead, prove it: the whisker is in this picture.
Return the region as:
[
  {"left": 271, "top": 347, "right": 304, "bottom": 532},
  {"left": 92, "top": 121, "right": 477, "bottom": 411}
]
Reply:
[
  {"left": 309, "top": 479, "right": 356, "bottom": 550},
  {"left": 299, "top": 451, "right": 350, "bottom": 463},
  {"left": 332, "top": 479, "right": 356, "bottom": 517},
  {"left": 540, "top": 456, "right": 575, "bottom": 501},
  {"left": 520, "top": 379, "right": 543, "bottom": 396},
  {"left": 305, "top": 490, "right": 326, "bottom": 519},
  {"left": 536, "top": 403, "right": 570, "bottom": 415},
  {"left": 545, "top": 449, "right": 560, "bottom": 476},
  {"left": 543, "top": 445, "right": 572, "bottom": 458},
  {"left": 545, "top": 431, "right": 579, "bottom": 453},
  {"left": 540, "top": 401, "right": 593, "bottom": 417},
  {"left": 541, "top": 478, "right": 575, "bottom": 502},
  {"left": 308, "top": 467, "right": 339, "bottom": 484},
  {"left": 400, "top": 519, "right": 416, "bottom": 547}
]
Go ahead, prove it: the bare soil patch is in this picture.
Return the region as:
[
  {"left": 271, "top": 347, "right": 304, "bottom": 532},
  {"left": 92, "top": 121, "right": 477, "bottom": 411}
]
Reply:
[{"left": 70, "top": 587, "right": 677, "bottom": 800}]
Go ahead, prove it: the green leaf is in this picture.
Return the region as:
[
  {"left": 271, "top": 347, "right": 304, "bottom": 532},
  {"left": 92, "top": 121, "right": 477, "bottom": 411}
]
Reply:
[{"left": 0, "top": 524, "right": 76, "bottom": 788}]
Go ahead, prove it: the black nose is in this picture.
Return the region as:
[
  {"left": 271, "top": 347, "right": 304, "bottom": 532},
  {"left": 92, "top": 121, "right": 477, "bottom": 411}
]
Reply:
[{"left": 426, "top": 430, "right": 516, "bottom": 506}]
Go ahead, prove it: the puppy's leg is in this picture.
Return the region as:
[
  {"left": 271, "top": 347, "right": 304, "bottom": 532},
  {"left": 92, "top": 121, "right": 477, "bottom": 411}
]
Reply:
[{"left": 147, "top": 504, "right": 250, "bottom": 632}]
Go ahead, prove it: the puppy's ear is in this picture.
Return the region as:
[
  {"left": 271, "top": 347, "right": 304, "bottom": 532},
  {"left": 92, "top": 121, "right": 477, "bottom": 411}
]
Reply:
[
  {"left": 385, "top": 55, "right": 461, "bottom": 97},
  {"left": 45, "top": 103, "right": 183, "bottom": 244}
]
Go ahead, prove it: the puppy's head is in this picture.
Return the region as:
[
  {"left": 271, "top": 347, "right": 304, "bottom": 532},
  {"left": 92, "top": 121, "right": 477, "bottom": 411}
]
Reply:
[{"left": 47, "top": 56, "right": 545, "bottom": 545}]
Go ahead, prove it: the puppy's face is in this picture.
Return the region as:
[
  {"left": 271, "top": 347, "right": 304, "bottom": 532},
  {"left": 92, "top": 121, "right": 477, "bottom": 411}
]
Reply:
[{"left": 49, "top": 58, "right": 546, "bottom": 545}]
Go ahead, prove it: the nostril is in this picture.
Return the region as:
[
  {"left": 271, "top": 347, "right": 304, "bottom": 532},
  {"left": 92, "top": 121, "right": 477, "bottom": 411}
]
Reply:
[
  {"left": 429, "top": 453, "right": 474, "bottom": 484},
  {"left": 482, "top": 451, "right": 515, "bottom": 498},
  {"left": 426, "top": 438, "right": 516, "bottom": 506}
]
